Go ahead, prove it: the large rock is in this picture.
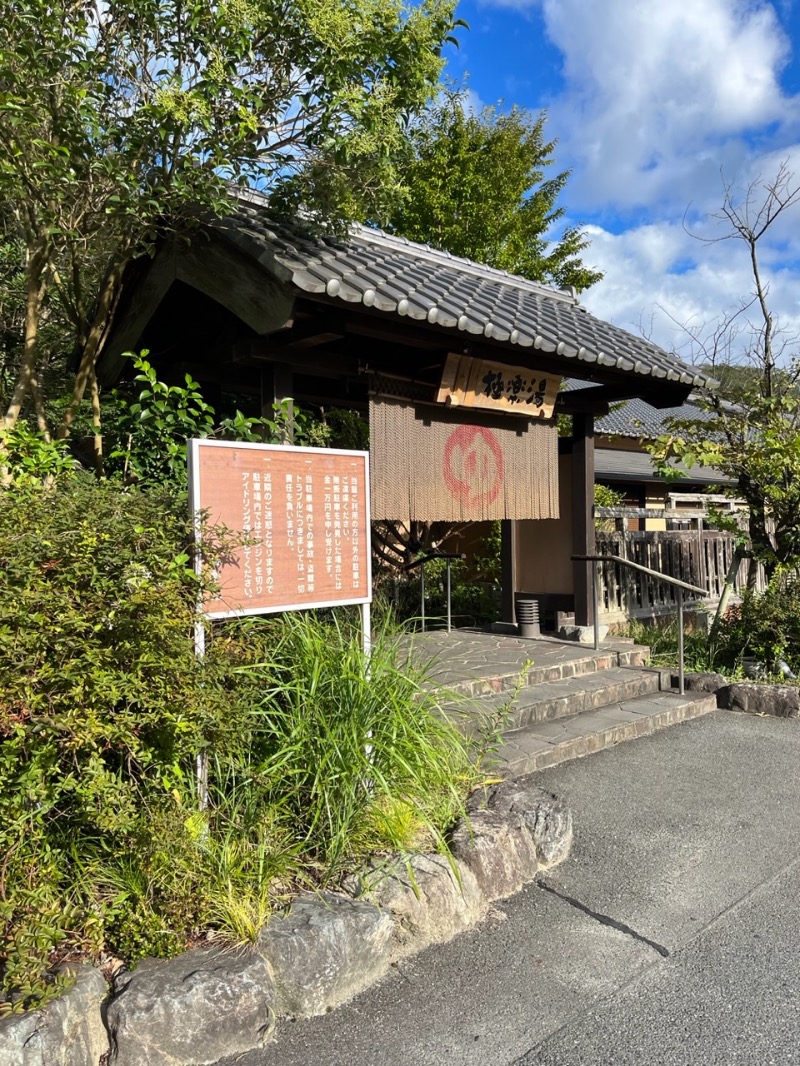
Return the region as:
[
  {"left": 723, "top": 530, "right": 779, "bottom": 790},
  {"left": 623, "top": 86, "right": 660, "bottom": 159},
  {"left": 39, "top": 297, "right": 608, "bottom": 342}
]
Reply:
[
  {"left": 718, "top": 682, "right": 800, "bottom": 718},
  {"left": 450, "top": 806, "right": 540, "bottom": 902},
  {"left": 0, "top": 964, "right": 109, "bottom": 1066},
  {"left": 258, "top": 892, "right": 392, "bottom": 1019},
  {"left": 487, "top": 781, "right": 574, "bottom": 869},
  {"left": 365, "top": 853, "right": 485, "bottom": 960},
  {"left": 682, "top": 672, "right": 729, "bottom": 695},
  {"left": 559, "top": 624, "right": 609, "bottom": 644},
  {"left": 107, "top": 945, "right": 276, "bottom": 1066}
]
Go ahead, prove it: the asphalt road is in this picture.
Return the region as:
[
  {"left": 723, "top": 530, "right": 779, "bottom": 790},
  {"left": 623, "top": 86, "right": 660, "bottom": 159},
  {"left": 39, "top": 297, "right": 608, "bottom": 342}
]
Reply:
[{"left": 220, "top": 710, "right": 800, "bottom": 1066}]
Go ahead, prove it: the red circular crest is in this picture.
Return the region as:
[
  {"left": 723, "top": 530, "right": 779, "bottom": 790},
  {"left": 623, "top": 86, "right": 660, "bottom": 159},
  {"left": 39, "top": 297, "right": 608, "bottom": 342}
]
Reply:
[{"left": 443, "top": 425, "right": 504, "bottom": 509}]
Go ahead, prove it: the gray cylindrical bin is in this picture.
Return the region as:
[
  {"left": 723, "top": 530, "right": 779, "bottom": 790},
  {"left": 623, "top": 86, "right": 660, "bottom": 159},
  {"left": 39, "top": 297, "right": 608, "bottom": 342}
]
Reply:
[{"left": 517, "top": 598, "right": 541, "bottom": 639}]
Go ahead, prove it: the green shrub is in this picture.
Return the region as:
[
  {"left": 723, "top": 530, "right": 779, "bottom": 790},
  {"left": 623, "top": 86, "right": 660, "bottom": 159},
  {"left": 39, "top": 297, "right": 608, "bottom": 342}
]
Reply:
[
  {"left": 0, "top": 421, "right": 77, "bottom": 487},
  {"left": 713, "top": 578, "right": 800, "bottom": 675},
  {"left": 626, "top": 578, "right": 800, "bottom": 679},
  {"left": 0, "top": 476, "right": 232, "bottom": 1010},
  {"left": 0, "top": 478, "right": 481, "bottom": 1010}
]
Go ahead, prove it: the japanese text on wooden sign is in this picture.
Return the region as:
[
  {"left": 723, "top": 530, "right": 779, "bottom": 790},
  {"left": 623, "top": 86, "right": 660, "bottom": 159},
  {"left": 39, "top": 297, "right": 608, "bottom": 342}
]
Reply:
[
  {"left": 189, "top": 440, "right": 372, "bottom": 619},
  {"left": 436, "top": 353, "right": 560, "bottom": 419}
]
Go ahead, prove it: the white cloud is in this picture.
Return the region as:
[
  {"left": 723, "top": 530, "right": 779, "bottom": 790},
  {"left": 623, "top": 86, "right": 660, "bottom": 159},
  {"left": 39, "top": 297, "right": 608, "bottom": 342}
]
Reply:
[
  {"left": 544, "top": 0, "right": 796, "bottom": 212},
  {"left": 476, "top": 0, "right": 800, "bottom": 363},
  {"left": 578, "top": 218, "right": 800, "bottom": 364},
  {"left": 476, "top": 0, "right": 797, "bottom": 213},
  {"left": 458, "top": 86, "right": 487, "bottom": 115}
]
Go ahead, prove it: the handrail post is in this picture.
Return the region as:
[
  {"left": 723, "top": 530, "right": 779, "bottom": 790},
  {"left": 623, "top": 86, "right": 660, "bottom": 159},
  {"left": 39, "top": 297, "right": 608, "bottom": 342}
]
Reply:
[
  {"left": 420, "top": 565, "right": 426, "bottom": 633},
  {"left": 446, "top": 559, "right": 452, "bottom": 633},
  {"left": 571, "top": 553, "right": 707, "bottom": 694},
  {"left": 593, "top": 560, "right": 599, "bottom": 651},
  {"left": 677, "top": 588, "right": 685, "bottom": 695}
]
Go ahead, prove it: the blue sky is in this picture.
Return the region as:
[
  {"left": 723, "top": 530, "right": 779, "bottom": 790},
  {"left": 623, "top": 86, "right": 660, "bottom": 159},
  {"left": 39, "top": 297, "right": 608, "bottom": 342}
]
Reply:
[{"left": 441, "top": 0, "right": 800, "bottom": 363}]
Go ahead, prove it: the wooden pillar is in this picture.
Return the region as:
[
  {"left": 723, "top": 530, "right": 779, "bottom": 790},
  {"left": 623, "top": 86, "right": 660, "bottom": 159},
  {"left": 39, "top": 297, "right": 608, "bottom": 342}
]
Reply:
[
  {"left": 572, "top": 414, "right": 595, "bottom": 627},
  {"left": 261, "top": 362, "right": 294, "bottom": 442},
  {"left": 501, "top": 519, "right": 517, "bottom": 624}
]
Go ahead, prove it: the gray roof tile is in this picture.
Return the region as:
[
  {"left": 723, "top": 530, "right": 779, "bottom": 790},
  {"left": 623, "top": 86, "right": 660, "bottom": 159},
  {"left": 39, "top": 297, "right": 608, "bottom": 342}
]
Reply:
[
  {"left": 218, "top": 195, "right": 718, "bottom": 391},
  {"left": 595, "top": 447, "right": 731, "bottom": 486},
  {"left": 594, "top": 394, "right": 717, "bottom": 439}
]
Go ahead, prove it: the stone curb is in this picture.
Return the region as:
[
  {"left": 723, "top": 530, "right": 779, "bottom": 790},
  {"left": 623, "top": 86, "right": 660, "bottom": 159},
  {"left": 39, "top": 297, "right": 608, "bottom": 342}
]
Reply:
[
  {"left": 681, "top": 672, "right": 800, "bottom": 718},
  {"left": 0, "top": 779, "right": 572, "bottom": 1066}
]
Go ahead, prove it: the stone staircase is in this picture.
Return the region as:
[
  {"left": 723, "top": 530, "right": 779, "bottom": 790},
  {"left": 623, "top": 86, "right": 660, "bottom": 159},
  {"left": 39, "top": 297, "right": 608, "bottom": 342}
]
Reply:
[{"left": 429, "top": 635, "right": 717, "bottom": 777}]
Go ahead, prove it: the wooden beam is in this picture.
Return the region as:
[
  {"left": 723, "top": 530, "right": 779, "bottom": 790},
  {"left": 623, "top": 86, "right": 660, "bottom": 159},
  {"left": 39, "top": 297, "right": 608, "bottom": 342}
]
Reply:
[
  {"left": 232, "top": 344, "right": 358, "bottom": 379},
  {"left": 176, "top": 241, "right": 295, "bottom": 336},
  {"left": 571, "top": 414, "right": 596, "bottom": 627},
  {"left": 501, "top": 520, "right": 517, "bottom": 624},
  {"left": 258, "top": 313, "right": 346, "bottom": 351},
  {"left": 95, "top": 248, "right": 179, "bottom": 384},
  {"left": 555, "top": 392, "right": 610, "bottom": 416}
]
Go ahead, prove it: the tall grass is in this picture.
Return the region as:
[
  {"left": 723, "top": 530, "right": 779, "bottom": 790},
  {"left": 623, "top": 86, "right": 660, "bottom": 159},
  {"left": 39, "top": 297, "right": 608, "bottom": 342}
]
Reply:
[
  {"left": 624, "top": 619, "right": 728, "bottom": 673},
  {"left": 237, "top": 612, "right": 479, "bottom": 881}
]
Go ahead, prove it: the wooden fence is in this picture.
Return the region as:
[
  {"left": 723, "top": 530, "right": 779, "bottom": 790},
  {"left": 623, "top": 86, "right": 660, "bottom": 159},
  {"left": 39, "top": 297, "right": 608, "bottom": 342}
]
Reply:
[{"left": 595, "top": 530, "right": 766, "bottom": 622}]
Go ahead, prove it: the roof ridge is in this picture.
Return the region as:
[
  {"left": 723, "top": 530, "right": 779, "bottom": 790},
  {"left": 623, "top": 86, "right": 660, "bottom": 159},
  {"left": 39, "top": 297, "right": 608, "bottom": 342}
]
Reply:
[
  {"left": 234, "top": 187, "right": 578, "bottom": 306},
  {"left": 347, "top": 223, "right": 579, "bottom": 305}
]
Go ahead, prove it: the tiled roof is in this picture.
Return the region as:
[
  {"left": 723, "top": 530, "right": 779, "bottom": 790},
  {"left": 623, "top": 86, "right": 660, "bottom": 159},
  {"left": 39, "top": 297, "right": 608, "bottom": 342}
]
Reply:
[
  {"left": 217, "top": 194, "right": 717, "bottom": 391},
  {"left": 595, "top": 448, "right": 732, "bottom": 486},
  {"left": 594, "top": 394, "right": 718, "bottom": 439}
]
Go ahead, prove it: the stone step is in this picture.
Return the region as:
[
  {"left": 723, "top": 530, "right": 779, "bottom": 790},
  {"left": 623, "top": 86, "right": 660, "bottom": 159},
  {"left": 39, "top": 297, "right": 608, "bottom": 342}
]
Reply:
[
  {"left": 441, "top": 666, "right": 662, "bottom": 733},
  {"left": 439, "top": 644, "right": 650, "bottom": 700},
  {"left": 492, "top": 691, "right": 718, "bottom": 777}
]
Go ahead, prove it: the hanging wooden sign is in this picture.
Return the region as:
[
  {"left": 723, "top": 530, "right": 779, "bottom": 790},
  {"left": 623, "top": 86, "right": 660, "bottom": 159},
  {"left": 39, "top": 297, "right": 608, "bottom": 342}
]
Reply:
[{"left": 437, "top": 353, "right": 560, "bottom": 420}]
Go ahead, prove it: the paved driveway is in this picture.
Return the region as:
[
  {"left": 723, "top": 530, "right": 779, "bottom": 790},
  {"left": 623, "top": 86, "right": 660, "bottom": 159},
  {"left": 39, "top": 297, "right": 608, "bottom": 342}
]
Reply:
[{"left": 221, "top": 711, "right": 800, "bottom": 1066}]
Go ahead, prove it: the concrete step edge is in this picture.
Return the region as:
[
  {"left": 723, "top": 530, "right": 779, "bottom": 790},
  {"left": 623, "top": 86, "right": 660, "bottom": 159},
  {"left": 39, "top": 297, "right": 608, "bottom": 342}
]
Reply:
[
  {"left": 494, "top": 692, "right": 718, "bottom": 777},
  {"left": 440, "top": 668, "right": 662, "bottom": 732}
]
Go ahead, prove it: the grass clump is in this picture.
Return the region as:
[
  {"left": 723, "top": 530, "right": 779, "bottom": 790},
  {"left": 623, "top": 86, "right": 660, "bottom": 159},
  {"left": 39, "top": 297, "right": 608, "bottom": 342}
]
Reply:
[
  {"left": 626, "top": 575, "right": 800, "bottom": 680},
  {"left": 236, "top": 613, "right": 476, "bottom": 879},
  {"left": 625, "top": 618, "right": 728, "bottom": 674}
]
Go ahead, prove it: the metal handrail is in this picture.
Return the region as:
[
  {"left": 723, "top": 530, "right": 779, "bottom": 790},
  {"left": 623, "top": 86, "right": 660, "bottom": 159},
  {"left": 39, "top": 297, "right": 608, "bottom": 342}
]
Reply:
[
  {"left": 572, "top": 553, "right": 711, "bottom": 695},
  {"left": 403, "top": 552, "right": 466, "bottom": 633}
]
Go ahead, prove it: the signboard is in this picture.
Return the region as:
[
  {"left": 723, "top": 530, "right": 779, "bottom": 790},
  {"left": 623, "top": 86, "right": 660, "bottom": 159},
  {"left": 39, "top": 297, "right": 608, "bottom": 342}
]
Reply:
[
  {"left": 189, "top": 440, "right": 371, "bottom": 619},
  {"left": 437, "top": 353, "right": 560, "bottom": 420}
]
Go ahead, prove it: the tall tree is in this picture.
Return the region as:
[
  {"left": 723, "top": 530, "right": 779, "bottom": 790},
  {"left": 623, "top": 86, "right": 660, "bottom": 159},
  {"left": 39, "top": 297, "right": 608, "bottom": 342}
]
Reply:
[
  {"left": 651, "top": 163, "right": 800, "bottom": 581},
  {"left": 385, "top": 91, "right": 602, "bottom": 292},
  {"left": 0, "top": 0, "right": 458, "bottom": 446}
]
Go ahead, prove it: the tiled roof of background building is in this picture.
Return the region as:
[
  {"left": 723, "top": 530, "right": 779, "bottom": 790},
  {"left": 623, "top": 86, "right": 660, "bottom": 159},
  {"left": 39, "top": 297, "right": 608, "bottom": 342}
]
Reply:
[
  {"left": 594, "top": 448, "right": 731, "bottom": 485},
  {"left": 594, "top": 395, "right": 718, "bottom": 439}
]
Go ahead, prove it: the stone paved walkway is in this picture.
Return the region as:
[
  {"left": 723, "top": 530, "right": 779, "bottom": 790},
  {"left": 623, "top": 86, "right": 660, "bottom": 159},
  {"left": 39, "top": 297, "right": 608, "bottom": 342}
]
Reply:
[{"left": 408, "top": 629, "right": 648, "bottom": 692}]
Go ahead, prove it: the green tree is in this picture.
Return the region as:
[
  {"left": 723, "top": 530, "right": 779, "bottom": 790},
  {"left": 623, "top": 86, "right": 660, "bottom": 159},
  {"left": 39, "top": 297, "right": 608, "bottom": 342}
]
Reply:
[
  {"left": 650, "top": 164, "right": 800, "bottom": 582},
  {"left": 385, "top": 91, "right": 603, "bottom": 291},
  {"left": 0, "top": 0, "right": 458, "bottom": 448}
]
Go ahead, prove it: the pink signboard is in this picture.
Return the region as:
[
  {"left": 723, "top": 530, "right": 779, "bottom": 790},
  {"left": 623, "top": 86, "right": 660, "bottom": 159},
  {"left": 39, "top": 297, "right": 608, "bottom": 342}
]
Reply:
[{"left": 188, "top": 440, "right": 372, "bottom": 619}]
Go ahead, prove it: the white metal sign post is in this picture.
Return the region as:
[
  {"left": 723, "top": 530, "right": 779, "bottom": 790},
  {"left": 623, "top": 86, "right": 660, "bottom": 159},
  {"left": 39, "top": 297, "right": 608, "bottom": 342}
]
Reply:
[{"left": 188, "top": 440, "right": 373, "bottom": 807}]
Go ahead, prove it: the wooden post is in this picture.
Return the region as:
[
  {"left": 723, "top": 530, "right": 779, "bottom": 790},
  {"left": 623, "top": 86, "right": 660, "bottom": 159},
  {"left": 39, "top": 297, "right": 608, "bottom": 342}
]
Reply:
[
  {"left": 261, "top": 363, "right": 295, "bottom": 442},
  {"left": 501, "top": 519, "right": 517, "bottom": 624},
  {"left": 572, "top": 414, "right": 595, "bottom": 627}
]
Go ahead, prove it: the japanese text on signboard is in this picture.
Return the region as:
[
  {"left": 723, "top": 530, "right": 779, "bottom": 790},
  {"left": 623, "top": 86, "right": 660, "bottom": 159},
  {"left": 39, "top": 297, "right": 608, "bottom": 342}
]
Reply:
[
  {"left": 436, "top": 353, "right": 560, "bottom": 419},
  {"left": 189, "top": 441, "right": 371, "bottom": 619}
]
